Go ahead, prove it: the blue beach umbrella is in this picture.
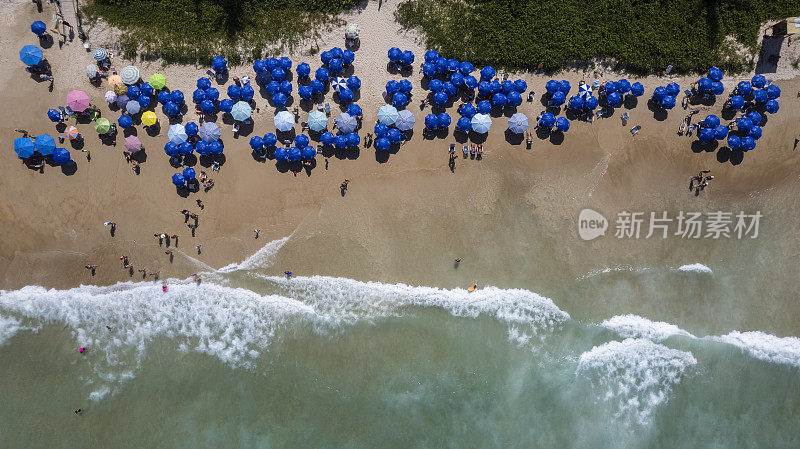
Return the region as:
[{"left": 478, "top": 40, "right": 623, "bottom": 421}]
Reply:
[
  {"left": 425, "top": 113, "right": 439, "bottom": 130},
  {"left": 164, "top": 142, "right": 179, "bottom": 157},
  {"left": 514, "top": 79, "right": 527, "bottom": 93},
  {"left": 265, "top": 57, "right": 279, "bottom": 71},
  {"left": 240, "top": 84, "right": 255, "bottom": 101},
  {"left": 443, "top": 81, "right": 457, "bottom": 97},
  {"left": 388, "top": 47, "right": 402, "bottom": 62},
  {"left": 709, "top": 66, "right": 723, "bottom": 82},
  {"left": 172, "top": 173, "right": 185, "bottom": 187},
  {"left": 301, "top": 146, "right": 316, "bottom": 160},
  {"left": 401, "top": 50, "right": 415, "bottom": 66},
  {"left": 278, "top": 56, "right": 292, "bottom": 70},
  {"left": 550, "top": 91, "right": 565, "bottom": 106},
  {"left": 630, "top": 82, "right": 644, "bottom": 97},
  {"left": 447, "top": 59, "right": 459, "bottom": 72},
  {"left": 395, "top": 110, "right": 415, "bottom": 131},
  {"left": 127, "top": 85, "right": 141, "bottom": 100},
  {"left": 737, "top": 117, "right": 753, "bottom": 133},
  {"left": 346, "top": 132, "right": 360, "bottom": 147},
  {"left": 52, "top": 147, "right": 71, "bottom": 165},
  {"left": 20, "top": 45, "right": 43, "bottom": 66},
  {"left": 321, "top": 131, "right": 335, "bottom": 146},
  {"left": 606, "top": 92, "right": 622, "bottom": 107},
  {"left": 422, "top": 63, "right": 436, "bottom": 77},
  {"left": 704, "top": 115, "right": 720, "bottom": 128},
  {"left": 392, "top": 92, "right": 407, "bottom": 107},
  {"left": 118, "top": 114, "right": 133, "bottom": 129},
  {"left": 274, "top": 147, "right": 288, "bottom": 161},
  {"left": 266, "top": 81, "right": 280, "bottom": 95},
  {"left": 296, "top": 62, "right": 311, "bottom": 78},
  {"left": 489, "top": 80, "right": 502, "bottom": 95},
  {"left": 347, "top": 103, "right": 362, "bottom": 117},
  {"left": 748, "top": 125, "right": 762, "bottom": 140},
  {"left": 192, "top": 89, "right": 207, "bottom": 103},
  {"left": 343, "top": 50, "right": 355, "bottom": 65},
  {"left": 14, "top": 137, "right": 34, "bottom": 158},
  {"left": 385, "top": 80, "right": 399, "bottom": 95},
  {"left": 765, "top": 99, "right": 779, "bottom": 114},
  {"left": 460, "top": 103, "right": 476, "bottom": 118},
  {"left": 227, "top": 85, "right": 241, "bottom": 101},
  {"left": 660, "top": 95, "right": 676, "bottom": 109},
  {"left": 315, "top": 67, "right": 329, "bottom": 82},
  {"left": 298, "top": 85, "right": 312, "bottom": 100},
  {"left": 450, "top": 72, "right": 464, "bottom": 87},
  {"left": 182, "top": 167, "right": 196, "bottom": 180},
  {"left": 538, "top": 112, "right": 556, "bottom": 128},
  {"left": 711, "top": 82, "right": 724, "bottom": 95},
  {"left": 195, "top": 141, "right": 210, "bottom": 156},
  {"left": 604, "top": 81, "right": 617, "bottom": 93},
  {"left": 435, "top": 57, "right": 448, "bottom": 73},
  {"left": 200, "top": 122, "right": 221, "bottom": 142},
  {"left": 753, "top": 89, "right": 768, "bottom": 103},
  {"left": 698, "top": 77, "right": 712, "bottom": 92},
  {"left": 209, "top": 141, "right": 223, "bottom": 155},
  {"left": 263, "top": 133, "right": 277, "bottom": 147},
  {"left": 294, "top": 134, "right": 310, "bottom": 149},
  {"left": 200, "top": 99, "right": 215, "bottom": 114},
  {"left": 164, "top": 101, "right": 180, "bottom": 116},
  {"left": 334, "top": 135, "right": 347, "bottom": 149},
  {"left": 138, "top": 95, "right": 151, "bottom": 108},
  {"left": 347, "top": 76, "right": 361, "bottom": 91},
  {"left": 425, "top": 50, "right": 439, "bottom": 62},
  {"left": 179, "top": 142, "right": 194, "bottom": 156},
  {"left": 125, "top": 100, "right": 141, "bottom": 114},
  {"left": 387, "top": 128, "right": 402, "bottom": 143},
  {"left": 666, "top": 82, "right": 680, "bottom": 97},
  {"left": 737, "top": 81, "right": 752, "bottom": 96},
  {"left": 555, "top": 117, "right": 570, "bottom": 133},
  {"left": 652, "top": 86, "right": 667, "bottom": 101},
  {"left": 185, "top": 122, "right": 199, "bottom": 136},
  {"left": 559, "top": 80, "right": 571, "bottom": 94},
  {"left": 727, "top": 134, "right": 741, "bottom": 149},
  {"left": 569, "top": 96, "right": 584, "bottom": 110},
  {"left": 34, "top": 134, "right": 55, "bottom": 155},
  {"left": 31, "top": 21, "right": 47, "bottom": 35},
  {"left": 197, "top": 77, "right": 211, "bottom": 90},
  {"left": 746, "top": 111, "right": 761, "bottom": 126},
  {"left": 437, "top": 113, "right": 451, "bottom": 128},
  {"left": 219, "top": 99, "right": 233, "bottom": 113},
  {"left": 374, "top": 137, "right": 390, "bottom": 151},
  {"left": 211, "top": 56, "right": 227, "bottom": 72},
  {"left": 766, "top": 84, "right": 781, "bottom": 99},
  {"left": 328, "top": 58, "right": 343, "bottom": 74},
  {"left": 374, "top": 122, "right": 388, "bottom": 138},
  {"left": 616, "top": 79, "right": 631, "bottom": 94},
  {"left": 230, "top": 101, "right": 252, "bottom": 121},
  {"left": 751, "top": 74, "right": 766, "bottom": 89},
  {"left": 305, "top": 110, "right": 326, "bottom": 132},
  {"left": 459, "top": 61, "right": 474, "bottom": 75},
  {"left": 140, "top": 82, "right": 154, "bottom": 97},
  {"left": 713, "top": 125, "right": 728, "bottom": 140},
  {"left": 492, "top": 92, "right": 507, "bottom": 107},
  {"left": 464, "top": 76, "right": 478, "bottom": 90},
  {"left": 272, "top": 93, "right": 288, "bottom": 108},
  {"left": 204, "top": 87, "right": 219, "bottom": 101},
  {"left": 741, "top": 136, "right": 756, "bottom": 151},
  {"left": 501, "top": 80, "right": 514, "bottom": 95},
  {"left": 545, "top": 80, "right": 560, "bottom": 94},
  {"left": 429, "top": 79, "right": 443, "bottom": 93},
  {"left": 728, "top": 95, "right": 745, "bottom": 110},
  {"left": 507, "top": 91, "right": 522, "bottom": 106},
  {"left": 377, "top": 105, "right": 398, "bottom": 125},
  {"left": 584, "top": 95, "right": 599, "bottom": 110},
  {"left": 279, "top": 80, "right": 292, "bottom": 96},
  {"left": 253, "top": 59, "right": 267, "bottom": 74},
  {"left": 287, "top": 147, "right": 302, "bottom": 162},
  {"left": 47, "top": 108, "right": 61, "bottom": 122},
  {"left": 433, "top": 91, "right": 448, "bottom": 106},
  {"left": 335, "top": 112, "right": 357, "bottom": 133},
  {"left": 477, "top": 100, "right": 492, "bottom": 115},
  {"left": 698, "top": 127, "right": 715, "bottom": 143},
  {"left": 480, "top": 66, "right": 495, "bottom": 81},
  {"left": 456, "top": 116, "right": 471, "bottom": 131},
  {"left": 478, "top": 81, "right": 492, "bottom": 96}
]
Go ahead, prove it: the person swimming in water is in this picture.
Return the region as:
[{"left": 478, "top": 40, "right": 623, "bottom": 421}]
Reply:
[
  {"left": 162, "top": 282, "right": 168, "bottom": 292},
  {"left": 284, "top": 270, "right": 293, "bottom": 279}
]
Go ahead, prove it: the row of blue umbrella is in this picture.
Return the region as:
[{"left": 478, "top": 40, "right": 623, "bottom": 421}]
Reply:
[
  {"left": 388, "top": 47, "right": 415, "bottom": 66},
  {"left": 321, "top": 47, "right": 355, "bottom": 76},
  {"left": 172, "top": 167, "right": 199, "bottom": 187},
  {"left": 536, "top": 113, "right": 570, "bottom": 132},
  {"left": 164, "top": 139, "right": 223, "bottom": 158}
]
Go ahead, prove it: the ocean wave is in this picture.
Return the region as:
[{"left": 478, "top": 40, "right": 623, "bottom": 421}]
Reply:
[
  {"left": 675, "top": 263, "right": 713, "bottom": 274},
  {"left": 709, "top": 331, "right": 800, "bottom": 367},
  {"left": 0, "top": 314, "right": 23, "bottom": 346},
  {"left": 219, "top": 235, "right": 291, "bottom": 272},
  {"left": 576, "top": 338, "right": 697, "bottom": 426},
  {"left": 601, "top": 314, "right": 696, "bottom": 342}
]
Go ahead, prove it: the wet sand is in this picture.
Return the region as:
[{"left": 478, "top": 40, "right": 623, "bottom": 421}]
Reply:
[{"left": 2, "top": 1, "right": 800, "bottom": 334}]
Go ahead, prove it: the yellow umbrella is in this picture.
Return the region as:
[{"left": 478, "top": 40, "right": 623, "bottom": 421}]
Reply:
[
  {"left": 114, "top": 83, "right": 127, "bottom": 95},
  {"left": 141, "top": 111, "right": 158, "bottom": 127},
  {"left": 108, "top": 74, "right": 122, "bottom": 86},
  {"left": 94, "top": 117, "right": 111, "bottom": 134},
  {"left": 149, "top": 73, "right": 166, "bottom": 90}
]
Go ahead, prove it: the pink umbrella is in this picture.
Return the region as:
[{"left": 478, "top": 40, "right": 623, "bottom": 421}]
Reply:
[
  {"left": 124, "top": 135, "right": 142, "bottom": 152},
  {"left": 67, "top": 90, "right": 91, "bottom": 112}
]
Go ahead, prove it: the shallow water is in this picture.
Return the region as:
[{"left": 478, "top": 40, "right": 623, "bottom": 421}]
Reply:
[{"left": 1, "top": 264, "right": 798, "bottom": 448}]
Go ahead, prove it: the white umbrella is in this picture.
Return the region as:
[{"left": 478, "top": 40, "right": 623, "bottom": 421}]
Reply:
[
  {"left": 230, "top": 101, "right": 252, "bottom": 121},
  {"left": 120, "top": 65, "right": 141, "bottom": 85},
  {"left": 335, "top": 113, "right": 357, "bottom": 133},
  {"left": 104, "top": 91, "right": 117, "bottom": 103},
  {"left": 507, "top": 113, "right": 529, "bottom": 133},
  {"left": 395, "top": 109, "right": 415, "bottom": 131},
  {"left": 274, "top": 110, "right": 295, "bottom": 131},
  {"left": 125, "top": 100, "right": 141, "bottom": 115},
  {"left": 307, "top": 110, "right": 328, "bottom": 132},
  {"left": 579, "top": 83, "right": 592, "bottom": 100},
  {"left": 377, "top": 104, "right": 399, "bottom": 125},
  {"left": 168, "top": 124, "right": 188, "bottom": 143},
  {"left": 331, "top": 77, "right": 348, "bottom": 93},
  {"left": 471, "top": 113, "right": 491, "bottom": 133}
]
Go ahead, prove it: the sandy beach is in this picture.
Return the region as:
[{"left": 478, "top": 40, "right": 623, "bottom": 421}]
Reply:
[{"left": 2, "top": 0, "right": 800, "bottom": 333}]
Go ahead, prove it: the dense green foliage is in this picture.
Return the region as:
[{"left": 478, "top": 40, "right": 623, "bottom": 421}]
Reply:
[
  {"left": 396, "top": 0, "right": 800, "bottom": 74},
  {"left": 83, "top": 0, "right": 360, "bottom": 63}
]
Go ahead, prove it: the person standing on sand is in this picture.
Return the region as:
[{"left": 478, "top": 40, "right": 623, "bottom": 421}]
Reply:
[
  {"left": 196, "top": 199, "right": 204, "bottom": 210},
  {"left": 340, "top": 179, "right": 350, "bottom": 196},
  {"left": 196, "top": 245, "right": 201, "bottom": 254},
  {"left": 84, "top": 264, "right": 97, "bottom": 275},
  {"left": 254, "top": 229, "right": 260, "bottom": 239}
]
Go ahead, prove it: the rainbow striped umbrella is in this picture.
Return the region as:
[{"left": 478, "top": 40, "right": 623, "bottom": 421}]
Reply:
[
  {"left": 86, "top": 64, "right": 98, "bottom": 78},
  {"left": 345, "top": 24, "right": 359, "bottom": 39}
]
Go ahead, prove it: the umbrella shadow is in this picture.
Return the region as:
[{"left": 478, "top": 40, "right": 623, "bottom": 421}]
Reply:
[
  {"left": 145, "top": 123, "right": 161, "bottom": 137},
  {"left": 454, "top": 129, "right": 469, "bottom": 143},
  {"left": 468, "top": 131, "right": 487, "bottom": 144},
  {"left": 69, "top": 137, "right": 85, "bottom": 150},
  {"left": 435, "top": 127, "right": 450, "bottom": 139},
  {"left": 61, "top": 160, "right": 78, "bottom": 175},
  {"left": 131, "top": 150, "right": 147, "bottom": 163},
  {"left": 175, "top": 186, "right": 190, "bottom": 198},
  {"left": 647, "top": 100, "right": 668, "bottom": 121},
  {"left": 123, "top": 127, "right": 138, "bottom": 137},
  {"left": 505, "top": 129, "right": 524, "bottom": 145},
  {"left": 535, "top": 127, "right": 551, "bottom": 140},
  {"left": 721, "top": 108, "right": 737, "bottom": 121},
  {"left": 277, "top": 129, "right": 297, "bottom": 143},
  {"left": 623, "top": 96, "right": 638, "bottom": 110},
  {"left": 550, "top": 131, "right": 565, "bottom": 145},
  {"left": 375, "top": 150, "right": 390, "bottom": 163},
  {"left": 182, "top": 154, "right": 198, "bottom": 166},
  {"left": 275, "top": 160, "right": 290, "bottom": 173}
]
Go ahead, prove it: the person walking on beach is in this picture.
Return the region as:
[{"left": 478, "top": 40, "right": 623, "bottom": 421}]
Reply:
[
  {"left": 196, "top": 244, "right": 201, "bottom": 254},
  {"left": 340, "top": 179, "right": 350, "bottom": 196},
  {"left": 196, "top": 199, "right": 204, "bottom": 210},
  {"left": 84, "top": 264, "right": 98, "bottom": 275},
  {"left": 181, "top": 210, "right": 191, "bottom": 222},
  {"left": 253, "top": 229, "right": 260, "bottom": 239}
]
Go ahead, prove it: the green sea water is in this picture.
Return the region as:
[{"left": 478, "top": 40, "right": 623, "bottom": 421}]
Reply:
[{"left": 0, "top": 262, "right": 798, "bottom": 448}]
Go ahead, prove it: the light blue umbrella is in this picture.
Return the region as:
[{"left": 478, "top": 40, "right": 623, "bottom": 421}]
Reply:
[
  {"left": 377, "top": 104, "right": 399, "bottom": 125},
  {"left": 168, "top": 124, "right": 188, "bottom": 143},
  {"left": 395, "top": 109, "right": 415, "bottom": 131},
  {"left": 20, "top": 45, "right": 43, "bottom": 66},
  {"left": 335, "top": 113, "right": 357, "bottom": 134},
  {"left": 199, "top": 122, "right": 221, "bottom": 143},
  {"left": 274, "top": 110, "right": 294, "bottom": 131},
  {"left": 471, "top": 114, "right": 491, "bottom": 133},
  {"left": 34, "top": 134, "right": 56, "bottom": 155},
  {"left": 92, "top": 48, "right": 108, "bottom": 61},
  {"left": 125, "top": 100, "right": 141, "bottom": 114},
  {"left": 508, "top": 113, "right": 529, "bottom": 133},
  {"left": 14, "top": 138, "right": 35, "bottom": 158},
  {"left": 230, "top": 101, "right": 252, "bottom": 121},
  {"left": 307, "top": 110, "right": 328, "bottom": 132}
]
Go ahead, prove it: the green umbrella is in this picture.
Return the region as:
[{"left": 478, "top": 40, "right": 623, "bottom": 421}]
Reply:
[
  {"left": 149, "top": 73, "right": 166, "bottom": 90},
  {"left": 94, "top": 117, "right": 111, "bottom": 134}
]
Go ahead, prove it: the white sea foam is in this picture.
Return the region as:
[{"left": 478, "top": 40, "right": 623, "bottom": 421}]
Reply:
[
  {"left": 0, "top": 314, "right": 23, "bottom": 346},
  {"left": 219, "top": 235, "right": 291, "bottom": 272},
  {"left": 675, "top": 263, "right": 713, "bottom": 274},
  {"left": 577, "top": 338, "right": 697, "bottom": 426},
  {"left": 601, "top": 315, "right": 696, "bottom": 342},
  {"left": 709, "top": 331, "right": 800, "bottom": 367}
]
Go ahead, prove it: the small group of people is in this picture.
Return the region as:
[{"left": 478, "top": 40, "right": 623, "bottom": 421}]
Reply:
[
  {"left": 677, "top": 110, "right": 700, "bottom": 136},
  {"left": 689, "top": 169, "right": 714, "bottom": 196},
  {"left": 199, "top": 170, "right": 215, "bottom": 191},
  {"left": 122, "top": 150, "right": 141, "bottom": 174}
]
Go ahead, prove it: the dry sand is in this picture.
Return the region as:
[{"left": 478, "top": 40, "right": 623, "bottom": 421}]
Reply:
[{"left": 2, "top": 0, "right": 800, "bottom": 333}]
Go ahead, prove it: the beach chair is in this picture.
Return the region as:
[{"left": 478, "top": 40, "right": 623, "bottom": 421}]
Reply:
[
  {"left": 621, "top": 112, "right": 629, "bottom": 125},
  {"left": 325, "top": 103, "right": 331, "bottom": 116},
  {"left": 630, "top": 125, "right": 641, "bottom": 135}
]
